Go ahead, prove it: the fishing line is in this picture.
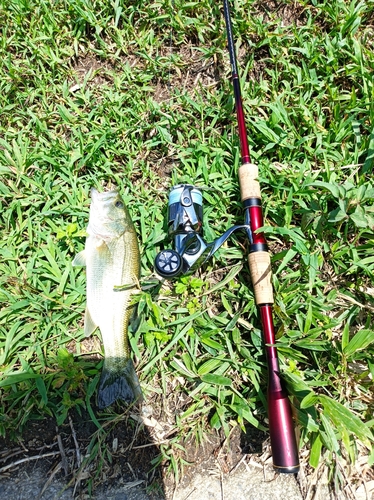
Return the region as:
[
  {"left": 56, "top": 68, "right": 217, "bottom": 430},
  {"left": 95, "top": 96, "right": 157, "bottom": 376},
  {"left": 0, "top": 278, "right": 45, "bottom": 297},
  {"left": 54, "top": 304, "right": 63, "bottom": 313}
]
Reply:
[{"left": 167, "top": 0, "right": 176, "bottom": 176}]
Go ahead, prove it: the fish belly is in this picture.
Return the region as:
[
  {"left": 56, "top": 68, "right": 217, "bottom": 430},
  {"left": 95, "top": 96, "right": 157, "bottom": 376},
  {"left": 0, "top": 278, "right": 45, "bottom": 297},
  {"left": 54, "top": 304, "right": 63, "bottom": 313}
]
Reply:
[{"left": 85, "top": 231, "right": 142, "bottom": 408}]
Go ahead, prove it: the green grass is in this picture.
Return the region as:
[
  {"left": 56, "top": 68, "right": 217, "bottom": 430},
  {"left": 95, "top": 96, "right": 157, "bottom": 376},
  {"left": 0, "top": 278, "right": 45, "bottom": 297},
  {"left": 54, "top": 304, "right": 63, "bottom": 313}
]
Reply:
[{"left": 1, "top": 0, "right": 374, "bottom": 495}]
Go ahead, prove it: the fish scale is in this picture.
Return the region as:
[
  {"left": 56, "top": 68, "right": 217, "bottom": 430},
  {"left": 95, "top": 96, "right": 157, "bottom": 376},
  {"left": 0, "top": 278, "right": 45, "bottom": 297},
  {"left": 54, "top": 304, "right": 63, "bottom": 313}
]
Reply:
[
  {"left": 87, "top": 232, "right": 139, "bottom": 358},
  {"left": 73, "top": 189, "right": 142, "bottom": 409}
]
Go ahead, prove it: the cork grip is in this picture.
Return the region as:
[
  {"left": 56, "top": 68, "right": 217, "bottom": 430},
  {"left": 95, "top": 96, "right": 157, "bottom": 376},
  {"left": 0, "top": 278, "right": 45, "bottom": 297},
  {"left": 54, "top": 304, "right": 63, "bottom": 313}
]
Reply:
[
  {"left": 248, "top": 251, "right": 274, "bottom": 305},
  {"left": 239, "top": 163, "right": 261, "bottom": 200}
]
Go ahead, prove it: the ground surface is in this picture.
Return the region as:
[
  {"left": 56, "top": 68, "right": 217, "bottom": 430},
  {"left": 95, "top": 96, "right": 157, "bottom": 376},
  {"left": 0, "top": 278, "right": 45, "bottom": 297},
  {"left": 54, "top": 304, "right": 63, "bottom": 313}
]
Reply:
[
  {"left": 0, "top": 463, "right": 307, "bottom": 500},
  {"left": 0, "top": 409, "right": 334, "bottom": 500},
  {"left": 0, "top": 413, "right": 321, "bottom": 500}
]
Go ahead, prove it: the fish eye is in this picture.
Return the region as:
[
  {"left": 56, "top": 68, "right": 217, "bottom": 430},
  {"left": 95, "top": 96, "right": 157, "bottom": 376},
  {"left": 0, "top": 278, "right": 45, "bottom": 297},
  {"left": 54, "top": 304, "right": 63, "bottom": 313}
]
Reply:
[{"left": 115, "top": 201, "right": 123, "bottom": 208}]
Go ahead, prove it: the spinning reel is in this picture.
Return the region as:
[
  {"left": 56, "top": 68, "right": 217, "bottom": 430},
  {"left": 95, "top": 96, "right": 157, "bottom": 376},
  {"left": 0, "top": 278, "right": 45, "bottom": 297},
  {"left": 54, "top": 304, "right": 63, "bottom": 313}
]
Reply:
[{"left": 154, "top": 184, "right": 251, "bottom": 279}]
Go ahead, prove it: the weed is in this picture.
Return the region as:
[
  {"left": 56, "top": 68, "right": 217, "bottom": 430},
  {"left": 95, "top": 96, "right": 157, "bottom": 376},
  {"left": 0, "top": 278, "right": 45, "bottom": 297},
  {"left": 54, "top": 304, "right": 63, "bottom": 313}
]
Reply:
[{"left": 0, "top": 0, "right": 373, "bottom": 497}]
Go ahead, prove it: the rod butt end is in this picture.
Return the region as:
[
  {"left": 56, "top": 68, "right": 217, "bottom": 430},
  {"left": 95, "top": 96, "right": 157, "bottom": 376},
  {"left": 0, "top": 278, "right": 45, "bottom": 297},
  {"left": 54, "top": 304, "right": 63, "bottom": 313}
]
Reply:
[{"left": 273, "top": 463, "right": 300, "bottom": 474}]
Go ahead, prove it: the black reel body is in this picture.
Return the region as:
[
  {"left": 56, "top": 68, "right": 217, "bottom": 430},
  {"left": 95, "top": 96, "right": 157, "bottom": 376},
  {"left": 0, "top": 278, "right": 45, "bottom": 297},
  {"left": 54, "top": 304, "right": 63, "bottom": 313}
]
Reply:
[{"left": 154, "top": 184, "right": 251, "bottom": 279}]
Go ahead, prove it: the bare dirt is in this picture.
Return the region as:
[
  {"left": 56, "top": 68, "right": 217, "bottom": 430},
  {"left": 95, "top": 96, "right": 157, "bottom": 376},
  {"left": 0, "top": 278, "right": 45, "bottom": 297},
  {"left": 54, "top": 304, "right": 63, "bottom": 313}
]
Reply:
[
  {"left": 0, "top": 409, "right": 304, "bottom": 500},
  {"left": 0, "top": 408, "right": 163, "bottom": 499}
]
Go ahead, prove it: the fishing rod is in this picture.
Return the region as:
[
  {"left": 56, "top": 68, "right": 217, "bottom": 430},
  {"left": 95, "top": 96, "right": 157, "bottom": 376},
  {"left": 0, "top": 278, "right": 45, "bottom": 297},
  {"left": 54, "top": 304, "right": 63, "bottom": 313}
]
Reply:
[
  {"left": 222, "top": 0, "right": 299, "bottom": 473},
  {"left": 154, "top": 0, "right": 299, "bottom": 474}
]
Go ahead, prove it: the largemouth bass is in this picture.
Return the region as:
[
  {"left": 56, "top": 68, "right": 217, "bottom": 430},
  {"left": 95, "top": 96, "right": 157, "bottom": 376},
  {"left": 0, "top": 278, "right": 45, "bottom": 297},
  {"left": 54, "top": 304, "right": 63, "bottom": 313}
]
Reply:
[{"left": 73, "top": 188, "right": 142, "bottom": 409}]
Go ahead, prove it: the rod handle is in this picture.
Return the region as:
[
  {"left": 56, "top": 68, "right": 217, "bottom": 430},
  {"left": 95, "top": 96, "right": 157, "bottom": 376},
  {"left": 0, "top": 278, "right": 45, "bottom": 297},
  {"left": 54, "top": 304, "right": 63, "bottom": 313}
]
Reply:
[
  {"left": 239, "top": 162, "right": 274, "bottom": 305},
  {"left": 248, "top": 251, "right": 274, "bottom": 305},
  {"left": 239, "top": 163, "right": 261, "bottom": 200}
]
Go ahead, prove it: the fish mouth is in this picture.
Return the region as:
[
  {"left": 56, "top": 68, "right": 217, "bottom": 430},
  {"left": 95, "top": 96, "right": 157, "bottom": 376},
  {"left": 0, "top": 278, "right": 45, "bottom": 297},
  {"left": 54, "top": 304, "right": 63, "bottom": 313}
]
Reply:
[
  {"left": 88, "top": 188, "right": 127, "bottom": 235},
  {"left": 90, "top": 188, "right": 122, "bottom": 216},
  {"left": 91, "top": 188, "right": 119, "bottom": 202}
]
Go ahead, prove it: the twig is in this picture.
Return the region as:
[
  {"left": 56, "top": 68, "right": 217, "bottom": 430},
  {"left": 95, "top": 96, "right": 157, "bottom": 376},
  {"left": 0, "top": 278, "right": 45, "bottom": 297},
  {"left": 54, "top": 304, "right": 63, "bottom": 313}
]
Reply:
[
  {"left": 180, "top": 487, "right": 196, "bottom": 500},
  {"left": 69, "top": 415, "right": 82, "bottom": 467},
  {"left": 37, "top": 462, "right": 62, "bottom": 500},
  {"left": 337, "top": 292, "right": 374, "bottom": 312},
  {"left": 217, "top": 425, "right": 236, "bottom": 459},
  {"left": 305, "top": 461, "right": 324, "bottom": 500},
  {"left": 1, "top": 442, "right": 58, "bottom": 460},
  {"left": 337, "top": 461, "right": 357, "bottom": 500},
  {"left": 73, "top": 470, "right": 83, "bottom": 498},
  {"left": 229, "top": 453, "right": 247, "bottom": 475},
  {"left": 246, "top": 458, "right": 262, "bottom": 470},
  {"left": 122, "top": 479, "right": 144, "bottom": 490},
  {"left": 132, "top": 440, "right": 169, "bottom": 449},
  {"left": 220, "top": 469, "right": 225, "bottom": 500},
  {"left": 0, "top": 451, "right": 61, "bottom": 474},
  {"left": 126, "top": 419, "right": 142, "bottom": 452},
  {"left": 56, "top": 427, "right": 69, "bottom": 476},
  {"left": 18, "top": 439, "right": 29, "bottom": 452},
  {"left": 127, "top": 462, "right": 137, "bottom": 480},
  {"left": 0, "top": 448, "right": 24, "bottom": 462},
  {"left": 68, "top": 415, "right": 84, "bottom": 498}
]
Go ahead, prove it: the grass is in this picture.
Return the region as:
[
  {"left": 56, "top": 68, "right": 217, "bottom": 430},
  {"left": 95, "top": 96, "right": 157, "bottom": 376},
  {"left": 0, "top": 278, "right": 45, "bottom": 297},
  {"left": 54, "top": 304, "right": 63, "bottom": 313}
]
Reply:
[{"left": 0, "top": 0, "right": 374, "bottom": 496}]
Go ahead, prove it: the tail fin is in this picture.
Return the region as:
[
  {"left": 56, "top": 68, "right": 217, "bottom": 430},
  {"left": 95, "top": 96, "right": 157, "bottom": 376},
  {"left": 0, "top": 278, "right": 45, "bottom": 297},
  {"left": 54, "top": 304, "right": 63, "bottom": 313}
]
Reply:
[{"left": 97, "top": 358, "right": 142, "bottom": 410}]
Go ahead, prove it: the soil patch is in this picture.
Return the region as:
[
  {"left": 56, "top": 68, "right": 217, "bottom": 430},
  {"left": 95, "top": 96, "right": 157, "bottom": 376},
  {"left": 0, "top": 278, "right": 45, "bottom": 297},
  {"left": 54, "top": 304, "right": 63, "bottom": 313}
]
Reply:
[
  {"left": 0, "top": 409, "right": 163, "bottom": 499},
  {"left": 0, "top": 410, "right": 271, "bottom": 499}
]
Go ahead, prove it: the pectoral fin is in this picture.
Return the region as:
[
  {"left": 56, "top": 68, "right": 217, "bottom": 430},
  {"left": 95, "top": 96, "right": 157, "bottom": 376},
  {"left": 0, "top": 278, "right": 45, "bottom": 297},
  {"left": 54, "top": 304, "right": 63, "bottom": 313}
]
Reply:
[
  {"left": 72, "top": 250, "right": 87, "bottom": 267},
  {"left": 84, "top": 307, "right": 98, "bottom": 337}
]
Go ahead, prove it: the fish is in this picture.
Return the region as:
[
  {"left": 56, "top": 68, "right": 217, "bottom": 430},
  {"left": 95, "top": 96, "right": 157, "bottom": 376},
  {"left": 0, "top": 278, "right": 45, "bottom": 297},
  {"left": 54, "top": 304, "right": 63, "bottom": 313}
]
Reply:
[{"left": 73, "top": 188, "right": 142, "bottom": 409}]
